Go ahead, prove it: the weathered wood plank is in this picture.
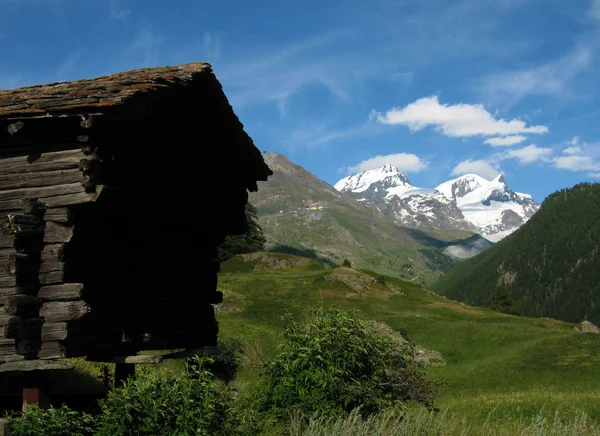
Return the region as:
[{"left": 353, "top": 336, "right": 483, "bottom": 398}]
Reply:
[
  {"left": 0, "top": 354, "right": 23, "bottom": 363},
  {"left": 0, "top": 168, "right": 84, "bottom": 191},
  {"left": 39, "top": 341, "right": 66, "bottom": 359},
  {"left": 0, "top": 231, "right": 14, "bottom": 248},
  {"left": 0, "top": 336, "right": 15, "bottom": 346},
  {"left": 44, "top": 207, "right": 70, "bottom": 223},
  {"left": 0, "top": 344, "right": 17, "bottom": 356},
  {"left": 39, "top": 262, "right": 65, "bottom": 285},
  {"left": 38, "top": 244, "right": 65, "bottom": 285},
  {"left": 4, "top": 295, "right": 41, "bottom": 317},
  {"left": 41, "top": 322, "right": 68, "bottom": 341},
  {"left": 38, "top": 283, "right": 82, "bottom": 301},
  {"left": 0, "top": 183, "right": 102, "bottom": 210},
  {"left": 40, "top": 300, "right": 88, "bottom": 322},
  {"left": 0, "top": 149, "right": 82, "bottom": 174},
  {"left": 0, "top": 288, "right": 13, "bottom": 299},
  {"left": 2, "top": 316, "right": 43, "bottom": 340},
  {"left": 16, "top": 338, "right": 41, "bottom": 355},
  {"left": 43, "top": 221, "right": 74, "bottom": 243},
  {"left": 0, "top": 310, "right": 8, "bottom": 326},
  {"left": 0, "top": 276, "right": 16, "bottom": 288},
  {"left": 40, "top": 243, "right": 64, "bottom": 262}
]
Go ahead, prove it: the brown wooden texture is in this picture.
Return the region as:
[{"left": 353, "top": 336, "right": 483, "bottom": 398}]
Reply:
[
  {"left": 43, "top": 221, "right": 74, "bottom": 243},
  {"left": 38, "top": 283, "right": 82, "bottom": 301},
  {"left": 38, "top": 341, "right": 66, "bottom": 359},
  {"left": 0, "top": 149, "right": 82, "bottom": 174},
  {"left": 0, "top": 169, "right": 84, "bottom": 191},
  {"left": 0, "top": 183, "right": 101, "bottom": 210},
  {"left": 44, "top": 207, "right": 70, "bottom": 223},
  {"left": 40, "top": 301, "right": 88, "bottom": 322},
  {"left": 4, "top": 295, "right": 41, "bottom": 318},
  {"left": 41, "top": 322, "right": 68, "bottom": 341}
]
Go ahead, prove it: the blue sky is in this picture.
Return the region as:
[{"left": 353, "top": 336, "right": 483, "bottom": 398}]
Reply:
[{"left": 1, "top": 0, "right": 600, "bottom": 201}]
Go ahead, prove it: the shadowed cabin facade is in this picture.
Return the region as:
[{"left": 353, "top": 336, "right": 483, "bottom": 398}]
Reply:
[{"left": 0, "top": 62, "right": 271, "bottom": 364}]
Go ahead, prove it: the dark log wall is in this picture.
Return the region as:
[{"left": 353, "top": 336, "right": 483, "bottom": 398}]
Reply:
[{"left": 1, "top": 64, "right": 270, "bottom": 362}]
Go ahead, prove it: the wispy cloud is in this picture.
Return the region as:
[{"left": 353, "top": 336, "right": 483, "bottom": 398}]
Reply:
[
  {"left": 217, "top": 31, "right": 357, "bottom": 113},
  {"left": 451, "top": 159, "right": 501, "bottom": 180},
  {"left": 284, "top": 121, "right": 385, "bottom": 150},
  {"left": 590, "top": 0, "right": 600, "bottom": 20},
  {"left": 372, "top": 96, "right": 548, "bottom": 138},
  {"left": 55, "top": 49, "right": 86, "bottom": 82},
  {"left": 202, "top": 31, "right": 221, "bottom": 64},
  {"left": 483, "top": 45, "right": 593, "bottom": 106},
  {"left": 346, "top": 153, "right": 429, "bottom": 174},
  {"left": 126, "top": 29, "right": 164, "bottom": 67},
  {"left": 109, "top": 0, "right": 131, "bottom": 22},
  {"left": 484, "top": 135, "right": 528, "bottom": 146}
]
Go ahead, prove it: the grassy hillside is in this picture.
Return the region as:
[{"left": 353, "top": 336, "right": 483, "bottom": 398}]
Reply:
[
  {"left": 433, "top": 182, "right": 600, "bottom": 324},
  {"left": 250, "top": 153, "right": 490, "bottom": 287},
  {"left": 217, "top": 253, "right": 600, "bottom": 426}
]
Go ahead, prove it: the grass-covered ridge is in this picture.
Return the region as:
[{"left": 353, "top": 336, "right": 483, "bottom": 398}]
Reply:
[{"left": 217, "top": 252, "right": 600, "bottom": 427}]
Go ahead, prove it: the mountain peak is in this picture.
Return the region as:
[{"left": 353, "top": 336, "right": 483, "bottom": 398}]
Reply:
[
  {"left": 334, "top": 165, "right": 412, "bottom": 195},
  {"left": 493, "top": 174, "right": 506, "bottom": 184}
]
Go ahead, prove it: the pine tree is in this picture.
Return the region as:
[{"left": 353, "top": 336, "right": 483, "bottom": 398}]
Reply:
[{"left": 217, "top": 203, "right": 266, "bottom": 262}]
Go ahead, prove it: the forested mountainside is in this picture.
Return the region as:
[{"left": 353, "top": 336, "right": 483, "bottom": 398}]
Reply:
[{"left": 433, "top": 182, "right": 600, "bottom": 324}]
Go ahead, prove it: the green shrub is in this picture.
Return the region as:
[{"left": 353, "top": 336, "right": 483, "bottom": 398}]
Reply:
[
  {"left": 256, "top": 309, "right": 435, "bottom": 420},
  {"left": 190, "top": 337, "right": 244, "bottom": 384},
  {"left": 4, "top": 405, "right": 97, "bottom": 436},
  {"left": 376, "top": 275, "right": 386, "bottom": 285},
  {"left": 342, "top": 259, "right": 352, "bottom": 268},
  {"left": 96, "top": 357, "right": 233, "bottom": 436}
]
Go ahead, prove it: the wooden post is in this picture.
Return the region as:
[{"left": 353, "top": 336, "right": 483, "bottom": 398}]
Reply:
[
  {"left": 22, "top": 387, "right": 50, "bottom": 412},
  {"left": 22, "top": 370, "right": 50, "bottom": 412},
  {"left": 114, "top": 362, "right": 135, "bottom": 387}
]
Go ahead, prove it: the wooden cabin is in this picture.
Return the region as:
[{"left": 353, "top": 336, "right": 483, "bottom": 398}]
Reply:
[{"left": 0, "top": 62, "right": 272, "bottom": 364}]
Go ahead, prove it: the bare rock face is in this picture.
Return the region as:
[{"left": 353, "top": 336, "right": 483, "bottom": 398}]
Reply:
[{"left": 581, "top": 320, "right": 599, "bottom": 334}]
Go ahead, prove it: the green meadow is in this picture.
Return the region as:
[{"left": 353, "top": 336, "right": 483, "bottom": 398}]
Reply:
[{"left": 217, "top": 253, "right": 600, "bottom": 430}]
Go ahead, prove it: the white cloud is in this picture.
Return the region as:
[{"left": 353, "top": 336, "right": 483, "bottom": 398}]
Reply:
[
  {"left": 501, "top": 144, "right": 553, "bottom": 164},
  {"left": 553, "top": 155, "right": 600, "bottom": 172},
  {"left": 589, "top": 172, "right": 600, "bottom": 179},
  {"left": 373, "top": 96, "right": 548, "bottom": 138},
  {"left": 563, "top": 146, "right": 582, "bottom": 155},
  {"left": 484, "top": 135, "right": 528, "bottom": 146},
  {"left": 347, "top": 153, "right": 428, "bottom": 174},
  {"left": 568, "top": 136, "right": 580, "bottom": 146},
  {"left": 451, "top": 159, "right": 501, "bottom": 180}
]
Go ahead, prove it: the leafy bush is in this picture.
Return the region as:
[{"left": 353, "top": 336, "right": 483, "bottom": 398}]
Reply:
[
  {"left": 4, "top": 405, "right": 97, "bottom": 436},
  {"left": 256, "top": 309, "right": 435, "bottom": 420},
  {"left": 96, "top": 357, "right": 233, "bottom": 435},
  {"left": 342, "top": 258, "right": 352, "bottom": 267},
  {"left": 376, "top": 275, "right": 386, "bottom": 285},
  {"left": 188, "top": 337, "right": 244, "bottom": 384}
]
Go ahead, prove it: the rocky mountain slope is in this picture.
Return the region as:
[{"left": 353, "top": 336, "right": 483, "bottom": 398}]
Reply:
[
  {"left": 249, "top": 153, "right": 492, "bottom": 285},
  {"left": 433, "top": 182, "right": 600, "bottom": 324},
  {"left": 335, "top": 166, "right": 539, "bottom": 242}
]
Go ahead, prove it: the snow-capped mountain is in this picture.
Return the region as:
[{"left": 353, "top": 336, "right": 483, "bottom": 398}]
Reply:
[
  {"left": 334, "top": 164, "right": 413, "bottom": 198},
  {"left": 335, "top": 166, "right": 540, "bottom": 242}
]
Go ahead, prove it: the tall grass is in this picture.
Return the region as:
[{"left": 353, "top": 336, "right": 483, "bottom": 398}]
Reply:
[{"left": 292, "top": 407, "right": 600, "bottom": 436}]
